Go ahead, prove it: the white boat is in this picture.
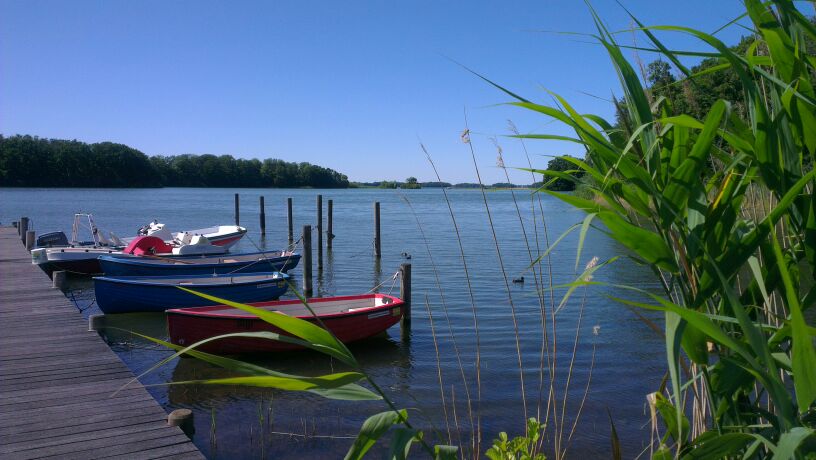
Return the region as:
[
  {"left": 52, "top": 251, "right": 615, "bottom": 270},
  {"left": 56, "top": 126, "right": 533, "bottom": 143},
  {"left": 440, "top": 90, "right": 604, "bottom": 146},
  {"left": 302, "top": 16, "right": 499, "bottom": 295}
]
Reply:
[
  {"left": 135, "top": 221, "right": 246, "bottom": 249},
  {"left": 32, "top": 234, "right": 230, "bottom": 275},
  {"left": 32, "top": 215, "right": 248, "bottom": 275}
]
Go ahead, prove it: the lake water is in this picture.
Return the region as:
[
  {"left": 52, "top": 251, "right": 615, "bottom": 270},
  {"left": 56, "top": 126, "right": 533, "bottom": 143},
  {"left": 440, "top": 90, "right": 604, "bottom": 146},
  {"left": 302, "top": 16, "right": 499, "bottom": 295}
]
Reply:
[{"left": 0, "top": 187, "right": 666, "bottom": 458}]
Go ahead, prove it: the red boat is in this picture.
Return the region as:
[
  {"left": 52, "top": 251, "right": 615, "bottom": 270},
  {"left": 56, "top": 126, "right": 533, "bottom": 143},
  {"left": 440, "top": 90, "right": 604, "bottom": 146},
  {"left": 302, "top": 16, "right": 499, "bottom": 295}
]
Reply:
[{"left": 167, "top": 294, "right": 405, "bottom": 354}]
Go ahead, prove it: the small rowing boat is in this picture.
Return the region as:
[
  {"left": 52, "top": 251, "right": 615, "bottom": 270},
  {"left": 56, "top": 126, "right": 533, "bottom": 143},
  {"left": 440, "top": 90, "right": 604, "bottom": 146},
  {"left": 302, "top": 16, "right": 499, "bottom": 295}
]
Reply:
[
  {"left": 167, "top": 294, "right": 404, "bottom": 354},
  {"left": 94, "top": 272, "right": 290, "bottom": 313}
]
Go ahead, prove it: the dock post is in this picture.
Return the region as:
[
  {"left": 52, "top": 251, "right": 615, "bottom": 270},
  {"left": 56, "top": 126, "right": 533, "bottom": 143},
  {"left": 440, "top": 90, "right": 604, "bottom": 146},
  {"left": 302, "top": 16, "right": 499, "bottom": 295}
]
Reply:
[
  {"left": 373, "top": 202, "right": 381, "bottom": 258},
  {"left": 327, "top": 199, "right": 333, "bottom": 250},
  {"left": 234, "top": 193, "right": 240, "bottom": 226},
  {"left": 316, "top": 194, "right": 323, "bottom": 270},
  {"left": 52, "top": 270, "right": 67, "bottom": 290},
  {"left": 88, "top": 314, "right": 106, "bottom": 331},
  {"left": 287, "top": 198, "right": 294, "bottom": 244},
  {"left": 400, "top": 263, "right": 411, "bottom": 340},
  {"left": 168, "top": 408, "right": 195, "bottom": 437},
  {"left": 259, "top": 196, "right": 266, "bottom": 234},
  {"left": 25, "top": 230, "right": 35, "bottom": 251},
  {"left": 19, "top": 217, "right": 29, "bottom": 244},
  {"left": 302, "top": 225, "right": 313, "bottom": 297}
]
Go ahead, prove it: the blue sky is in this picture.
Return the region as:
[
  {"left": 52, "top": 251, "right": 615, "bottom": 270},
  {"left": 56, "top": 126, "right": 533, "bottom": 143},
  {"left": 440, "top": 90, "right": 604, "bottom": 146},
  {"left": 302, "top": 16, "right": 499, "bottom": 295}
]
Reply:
[{"left": 0, "top": 1, "right": 779, "bottom": 184}]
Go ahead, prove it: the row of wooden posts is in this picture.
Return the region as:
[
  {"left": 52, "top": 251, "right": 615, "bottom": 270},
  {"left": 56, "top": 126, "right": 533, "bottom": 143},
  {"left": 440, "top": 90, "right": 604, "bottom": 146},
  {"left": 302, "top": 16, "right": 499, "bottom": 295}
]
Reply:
[
  {"left": 231, "top": 193, "right": 410, "bottom": 338},
  {"left": 233, "top": 193, "right": 381, "bottom": 257}
]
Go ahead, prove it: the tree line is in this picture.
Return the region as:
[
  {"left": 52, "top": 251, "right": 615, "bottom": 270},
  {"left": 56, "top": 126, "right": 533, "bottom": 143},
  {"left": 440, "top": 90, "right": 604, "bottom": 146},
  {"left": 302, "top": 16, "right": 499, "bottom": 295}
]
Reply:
[{"left": 0, "top": 135, "right": 350, "bottom": 188}]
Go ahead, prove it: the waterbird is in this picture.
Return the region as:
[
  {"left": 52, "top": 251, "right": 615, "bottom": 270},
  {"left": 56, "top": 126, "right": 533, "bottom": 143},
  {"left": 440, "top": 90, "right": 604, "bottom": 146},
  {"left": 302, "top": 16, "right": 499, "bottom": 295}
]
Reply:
[{"left": 512, "top": 276, "right": 524, "bottom": 284}]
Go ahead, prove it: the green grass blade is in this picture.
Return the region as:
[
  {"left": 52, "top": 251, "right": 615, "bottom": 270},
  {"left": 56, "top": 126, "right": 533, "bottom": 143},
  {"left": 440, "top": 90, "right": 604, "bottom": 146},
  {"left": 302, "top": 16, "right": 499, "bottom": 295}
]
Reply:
[
  {"left": 345, "top": 410, "right": 408, "bottom": 460},
  {"left": 125, "top": 331, "right": 381, "bottom": 400},
  {"left": 682, "top": 432, "right": 754, "bottom": 459},
  {"left": 771, "top": 427, "right": 815, "bottom": 460},
  {"left": 165, "top": 373, "right": 366, "bottom": 395},
  {"left": 769, "top": 229, "right": 816, "bottom": 412},
  {"left": 576, "top": 212, "right": 597, "bottom": 271},
  {"left": 386, "top": 428, "right": 421, "bottom": 460}
]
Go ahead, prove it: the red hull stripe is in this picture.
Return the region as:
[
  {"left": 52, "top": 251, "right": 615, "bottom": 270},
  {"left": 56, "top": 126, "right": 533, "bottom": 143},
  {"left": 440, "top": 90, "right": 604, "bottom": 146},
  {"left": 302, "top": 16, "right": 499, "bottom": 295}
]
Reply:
[{"left": 210, "top": 233, "right": 245, "bottom": 246}]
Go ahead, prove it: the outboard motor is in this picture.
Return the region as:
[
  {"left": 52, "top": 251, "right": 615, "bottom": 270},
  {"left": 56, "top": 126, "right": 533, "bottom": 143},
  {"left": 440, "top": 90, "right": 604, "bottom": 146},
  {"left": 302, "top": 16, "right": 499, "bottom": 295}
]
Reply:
[{"left": 36, "top": 231, "right": 69, "bottom": 248}]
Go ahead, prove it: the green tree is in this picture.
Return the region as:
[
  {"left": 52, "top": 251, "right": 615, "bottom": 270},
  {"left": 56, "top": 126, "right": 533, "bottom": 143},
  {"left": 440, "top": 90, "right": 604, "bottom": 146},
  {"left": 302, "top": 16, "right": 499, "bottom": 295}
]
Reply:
[
  {"left": 403, "top": 176, "right": 421, "bottom": 189},
  {"left": 543, "top": 156, "right": 583, "bottom": 191}
]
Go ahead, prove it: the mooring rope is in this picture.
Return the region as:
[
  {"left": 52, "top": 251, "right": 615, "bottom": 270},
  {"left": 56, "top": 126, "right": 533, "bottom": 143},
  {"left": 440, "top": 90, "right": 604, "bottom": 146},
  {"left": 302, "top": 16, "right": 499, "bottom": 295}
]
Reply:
[{"left": 366, "top": 270, "right": 400, "bottom": 294}]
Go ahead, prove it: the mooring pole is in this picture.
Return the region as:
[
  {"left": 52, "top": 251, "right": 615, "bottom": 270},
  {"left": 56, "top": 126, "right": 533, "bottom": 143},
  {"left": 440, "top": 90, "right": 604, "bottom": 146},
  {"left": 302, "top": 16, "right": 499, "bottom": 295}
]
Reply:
[
  {"left": 316, "top": 194, "right": 323, "bottom": 270},
  {"left": 234, "top": 193, "right": 240, "bottom": 226},
  {"left": 168, "top": 408, "right": 195, "bottom": 437},
  {"left": 400, "top": 263, "right": 412, "bottom": 340},
  {"left": 327, "top": 199, "right": 333, "bottom": 250},
  {"left": 88, "top": 314, "right": 106, "bottom": 332},
  {"left": 259, "top": 196, "right": 266, "bottom": 234},
  {"left": 302, "top": 225, "right": 313, "bottom": 297},
  {"left": 52, "top": 270, "right": 67, "bottom": 290},
  {"left": 287, "top": 198, "right": 294, "bottom": 244},
  {"left": 19, "top": 217, "right": 29, "bottom": 244},
  {"left": 373, "top": 202, "right": 381, "bottom": 258},
  {"left": 25, "top": 230, "right": 35, "bottom": 251}
]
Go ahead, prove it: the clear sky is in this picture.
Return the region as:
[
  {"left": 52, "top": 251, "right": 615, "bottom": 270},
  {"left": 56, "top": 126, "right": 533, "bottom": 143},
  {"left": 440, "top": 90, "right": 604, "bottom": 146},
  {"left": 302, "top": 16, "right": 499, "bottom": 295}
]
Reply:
[{"left": 0, "top": 1, "right": 779, "bottom": 184}]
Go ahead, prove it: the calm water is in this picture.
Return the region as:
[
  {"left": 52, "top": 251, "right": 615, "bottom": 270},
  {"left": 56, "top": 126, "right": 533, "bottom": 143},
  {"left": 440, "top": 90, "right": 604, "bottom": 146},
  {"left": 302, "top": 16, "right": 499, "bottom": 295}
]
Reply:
[{"left": 1, "top": 187, "right": 665, "bottom": 458}]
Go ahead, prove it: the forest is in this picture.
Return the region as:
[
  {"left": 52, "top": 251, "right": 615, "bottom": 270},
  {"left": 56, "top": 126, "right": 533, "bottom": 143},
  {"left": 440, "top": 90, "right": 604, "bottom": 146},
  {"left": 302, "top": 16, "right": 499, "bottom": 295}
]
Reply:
[{"left": 0, "top": 135, "right": 350, "bottom": 188}]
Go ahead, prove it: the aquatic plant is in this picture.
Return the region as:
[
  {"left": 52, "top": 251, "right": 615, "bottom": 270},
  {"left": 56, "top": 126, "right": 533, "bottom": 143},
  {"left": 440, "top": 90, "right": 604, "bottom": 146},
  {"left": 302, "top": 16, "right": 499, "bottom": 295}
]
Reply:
[{"left": 492, "top": 0, "right": 816, "bottom": 457}]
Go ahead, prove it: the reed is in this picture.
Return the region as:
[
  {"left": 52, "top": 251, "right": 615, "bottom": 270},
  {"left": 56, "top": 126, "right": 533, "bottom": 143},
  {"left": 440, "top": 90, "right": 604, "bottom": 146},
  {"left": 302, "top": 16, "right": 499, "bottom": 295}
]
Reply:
[{"left": 494, "top": 0, "right": 816, "bottom": 457}]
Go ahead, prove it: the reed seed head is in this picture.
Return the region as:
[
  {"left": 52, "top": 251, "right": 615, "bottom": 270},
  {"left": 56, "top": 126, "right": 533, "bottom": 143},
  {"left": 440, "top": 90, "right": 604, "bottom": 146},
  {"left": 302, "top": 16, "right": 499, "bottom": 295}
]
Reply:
[
  {"left": 582, "top": 256, "right": 599, "bottom": 282},
  {"left": 492, "top": 138, "right": 505, "bottom": 168}
]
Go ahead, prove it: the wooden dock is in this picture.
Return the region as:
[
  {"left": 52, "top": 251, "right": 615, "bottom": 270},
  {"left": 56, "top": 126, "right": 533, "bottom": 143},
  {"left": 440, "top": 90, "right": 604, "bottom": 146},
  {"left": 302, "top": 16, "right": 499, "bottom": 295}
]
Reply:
[{"left": 0, "top": 227, "right": 203, "bottom": 459}]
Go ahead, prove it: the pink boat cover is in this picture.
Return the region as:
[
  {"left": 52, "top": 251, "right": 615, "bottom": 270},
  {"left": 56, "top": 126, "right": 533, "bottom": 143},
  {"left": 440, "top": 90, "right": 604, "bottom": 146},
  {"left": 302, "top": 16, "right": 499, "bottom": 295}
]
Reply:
[{"left": 123, "top": 236, "right": 173, "bottom": 255}]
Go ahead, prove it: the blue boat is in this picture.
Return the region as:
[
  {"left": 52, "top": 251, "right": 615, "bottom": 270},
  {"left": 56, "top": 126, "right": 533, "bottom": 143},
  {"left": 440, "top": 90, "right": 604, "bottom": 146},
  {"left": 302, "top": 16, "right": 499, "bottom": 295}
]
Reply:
[
  {"left": 98, "top": 251, "right": 301, "bottom": 277},
  {"left": 94, "top": 272, "right": 290, "bottom": 314}
]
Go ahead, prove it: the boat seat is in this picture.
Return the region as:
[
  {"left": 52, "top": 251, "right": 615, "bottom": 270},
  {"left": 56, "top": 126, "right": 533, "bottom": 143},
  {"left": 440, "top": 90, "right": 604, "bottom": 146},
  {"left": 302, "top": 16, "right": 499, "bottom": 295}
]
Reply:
[{"left": 179, "top": 232, "right": 193, "bottom": 245}]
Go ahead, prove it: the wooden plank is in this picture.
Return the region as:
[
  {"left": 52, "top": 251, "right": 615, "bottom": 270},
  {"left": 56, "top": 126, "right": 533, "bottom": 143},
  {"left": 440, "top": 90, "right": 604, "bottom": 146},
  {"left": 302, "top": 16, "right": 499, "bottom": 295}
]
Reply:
[
  {"left": 0, "top": 227, "right": 202, "bottom": 458},
  {"left": 1, "top": 410, "right": 169, "bottom": 444},
  {"left": 99, "top": 441, "right": 202, "bottom": 460},
  {"left": 0, "top": 420, "right": 169, "bottom": 453},
  {"left": 0, "top": 394, "right": 156, "bottom": 428},
  {"left": 45, "top": 435, "right": 198, "bottom": 459}
]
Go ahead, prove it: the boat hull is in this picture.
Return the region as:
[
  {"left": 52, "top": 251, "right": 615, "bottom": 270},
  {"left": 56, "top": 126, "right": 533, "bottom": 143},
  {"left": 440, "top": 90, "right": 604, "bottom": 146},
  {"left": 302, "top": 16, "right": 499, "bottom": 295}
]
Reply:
[
  {"left": 94, "top": 273, "right": 289, "bottom": 314},
  {"left": 98, "top": 252, "right": 301, "bottom": 277},
  {"left": 32, "top": 247, "right": 121, "bottom": 275},
  {"left": 167, "top": 294, "right": 404, "bottom": 354}
]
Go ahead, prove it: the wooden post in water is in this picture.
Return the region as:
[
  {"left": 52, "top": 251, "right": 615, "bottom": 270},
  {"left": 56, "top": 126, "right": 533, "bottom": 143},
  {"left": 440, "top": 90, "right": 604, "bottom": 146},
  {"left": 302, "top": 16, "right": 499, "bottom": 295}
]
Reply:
[
  {"left": 316, "top": 194, "right": 323, "bottom": 270},
  {"left": 52, "top": 270, "right": 67, "bottom": 290},
  {"left": 327, "top": 199, "right": 333, "bottom": 250},
  {"left": 88, "top": 314, "right": 105, "bottom": 331},
  {"left": 234, "top": 193, "right": 240, "bottom": 226},
  {"left": 19, "top": 217, "right": 29, "bottom": 244},
  {"left": 168, "top": 408, "right": 195, "bottom": 437},
  {"left": 287, "top": 198, "right": 294, "bottom": 244},
  {"left": 302, "top": 225, "right": 313, "bottom": 297},
  {"left": 400, "top": 263, "right": 412, "bottom": 340},
  {"left": 259, "top": 196, "right": 266, "bottom": 234},
  {"left": 25, "top": 231, "right": 35, "bottom": 251},
  {"left": 373, "top": 202, "right": 381, "bottom": 258}
]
